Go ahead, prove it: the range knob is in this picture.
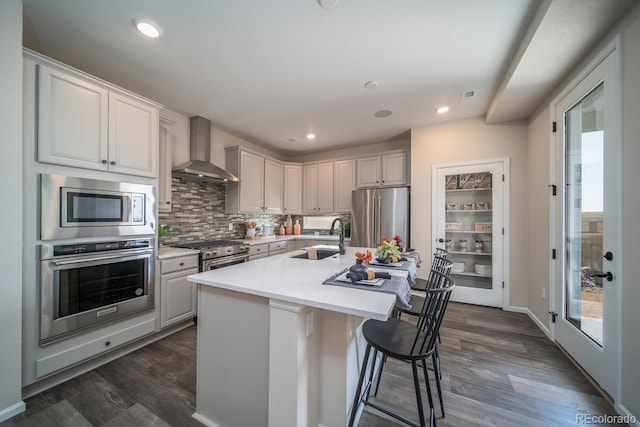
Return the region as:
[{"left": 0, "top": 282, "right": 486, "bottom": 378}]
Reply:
[{"left": 205, "top": 250, "right": 215, "bottom": 257}]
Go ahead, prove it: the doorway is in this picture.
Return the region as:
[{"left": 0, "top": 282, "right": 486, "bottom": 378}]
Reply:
[{"left": 551, "top": 38, "right": 620, "bottom": 399}]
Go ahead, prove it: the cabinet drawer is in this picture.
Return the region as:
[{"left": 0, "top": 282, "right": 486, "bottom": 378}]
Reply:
[
  {"left": 160, "top": 255, "right": 199, "bottom": 274},
  {"left": 249, "top": 253, "right": 269, "bottom": 261},
  {"left": 269, "top": 241, "right": 287, "bottom": 252},
  {"left": 249, "top": 243, "right": 269, "bottom": 256},
  {"left": 36, "top": 318, "right": 156, "bottom": 378},
  {"left": 269, "top": 249, "right": 286, "bottom": 257}
]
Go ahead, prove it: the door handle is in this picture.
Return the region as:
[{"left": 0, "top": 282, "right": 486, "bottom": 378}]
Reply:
[
  {"left": 603, "top": 251, "right": 613, "bottom": 261},
  {"left": 589, "top": 271, "right": 613, "bottom": 282},
  {"left": 438, "top": 238, "right": 445, "bottom": 243}
]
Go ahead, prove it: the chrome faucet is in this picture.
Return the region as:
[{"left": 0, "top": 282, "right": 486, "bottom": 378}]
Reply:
[{"left": 329, "top": 218, "right": 346, "bottom": 255}]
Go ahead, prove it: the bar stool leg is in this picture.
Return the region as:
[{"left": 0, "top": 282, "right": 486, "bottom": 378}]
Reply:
[
  {"left": 421, "top": 359, "right": 437, "bottom": 427},
  {"left": 411, "top": 361, "right": 427, "bottom": 427},
  {"left": 348, "top": 344, "right": 372, "bottom": 427},
  {"left": 432, "top": 353, "right": 445, "bottom": 418}
]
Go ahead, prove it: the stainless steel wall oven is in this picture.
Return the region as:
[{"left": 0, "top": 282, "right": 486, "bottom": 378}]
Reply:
[{"left": 39, "top": 238, "right": 155, "bottom": 345}]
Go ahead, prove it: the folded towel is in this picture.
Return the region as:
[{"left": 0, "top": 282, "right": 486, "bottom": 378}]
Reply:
[{"left": 323, "top": 268, "right": 412, "bottom": 309}]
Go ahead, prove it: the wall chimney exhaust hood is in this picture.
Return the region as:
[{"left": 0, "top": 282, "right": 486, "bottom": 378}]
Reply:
[{"left": 172, "top": 116, "right": 239, "bottom": 184}]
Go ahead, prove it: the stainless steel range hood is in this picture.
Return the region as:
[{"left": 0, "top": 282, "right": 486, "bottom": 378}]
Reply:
[{"left": 172, "top": 116, "right": 239, "bottom": 183}]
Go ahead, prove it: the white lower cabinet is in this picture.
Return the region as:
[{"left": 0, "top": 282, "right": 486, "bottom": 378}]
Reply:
[{"left": 159, "top": 254, "right": 199, "bottom": 329}]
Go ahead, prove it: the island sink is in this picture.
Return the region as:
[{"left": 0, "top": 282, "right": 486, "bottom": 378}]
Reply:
[{"left": 290, "top": 245, "right": 340, "bottom": 260}]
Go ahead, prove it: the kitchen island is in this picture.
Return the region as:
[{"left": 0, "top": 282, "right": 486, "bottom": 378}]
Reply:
[{"left": 187, "top": 246, "right": 399, "bottom": 427}]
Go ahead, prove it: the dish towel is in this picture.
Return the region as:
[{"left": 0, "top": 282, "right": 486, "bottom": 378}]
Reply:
[
  {"left": 323, "top": 268, "right": 412, "bottom": 309},
  {"left": 369, "top": 261, "right": 418, "bottom": 285},
  {"left": 403, "top": 251, "right": 422, "bottom": 268}
]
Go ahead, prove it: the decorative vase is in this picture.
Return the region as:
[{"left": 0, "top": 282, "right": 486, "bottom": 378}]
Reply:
[{"left": 349, "top": 259, "right": 367, "bottom": 274}]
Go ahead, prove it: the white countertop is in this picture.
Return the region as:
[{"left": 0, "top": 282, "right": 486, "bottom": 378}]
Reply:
[
  {"left": 157, "top": 247, "right": 200, "bottom": 260},
  {"left": 187, "top": 246, "right": 396, "bottom": 320}
]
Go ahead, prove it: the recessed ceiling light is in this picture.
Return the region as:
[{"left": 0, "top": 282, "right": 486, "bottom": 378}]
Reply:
[
  {"left": 318, "top": 0, "right": 340, "bottom": 10},
  {"left": 133, "top": 18, "right": 162, "bottom": 38},
  {"left": 306, "top": 133, "right": 316, "bottom": 140},
  {"left": 374, "top": 109, "right": 392, "bottom": 118},
  {"left": 436, "top": 106, "right": 450, "bottom": 114},
  {"left": 364, "top": 81, "right": 379, "bottom": 90}
]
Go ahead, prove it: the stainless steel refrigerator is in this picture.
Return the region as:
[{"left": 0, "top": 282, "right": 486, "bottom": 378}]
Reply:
[{"left": 351, "top": 187, "right": 410, "bottom": 248}]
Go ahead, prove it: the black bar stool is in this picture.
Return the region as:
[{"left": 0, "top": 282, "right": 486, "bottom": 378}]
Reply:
[{"left": 348, "top": 270, "right": 455, "bottom": 427}]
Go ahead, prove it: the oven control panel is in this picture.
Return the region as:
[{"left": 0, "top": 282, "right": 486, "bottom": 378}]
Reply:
[{"left": 52, "top": 239, "right": 152, "bottom": 256}]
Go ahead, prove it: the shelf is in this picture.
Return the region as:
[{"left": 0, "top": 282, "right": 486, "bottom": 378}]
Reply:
[
  {"left": 445, "top": 230, "right": 492, "bottom": 234},
  {"left": 446, "top": 210, "right": 492, "bottom": 213},
  {"left": 448, "top": 251, "right": 492, "bottom": 256},
  {"left": 446, "top": 188, "right": 491, "bottom": 193},
  {"left": 451, "top": 271, "right": 492, "bottom": 278}
]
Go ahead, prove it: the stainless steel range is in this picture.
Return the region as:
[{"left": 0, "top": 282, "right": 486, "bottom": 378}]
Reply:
[{"left": 175, "top": 240, "right": 250, "bottom": 271}]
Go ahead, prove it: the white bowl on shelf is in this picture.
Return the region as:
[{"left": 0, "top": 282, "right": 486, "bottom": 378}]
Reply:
[
  {"left": 474, "top": 263, "right": 492, "bottom": 276},
  {"left": 451, "top": 262, "right": 466, "bottom": 273}
]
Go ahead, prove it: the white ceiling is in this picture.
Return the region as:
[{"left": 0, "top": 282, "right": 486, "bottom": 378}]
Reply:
[{"left": 22, "top": 0, "right": 636, "bottom": 155}]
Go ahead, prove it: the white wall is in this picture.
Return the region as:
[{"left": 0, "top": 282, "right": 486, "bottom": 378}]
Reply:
[
  {"left": 526, "top": 110, "right": 552, "bottom": 329},
  {"left": 410, "top": 117, "right": 529, "bottom": 308},
  {"left": 0, "top": 0, "right": 25, "bottom": 421},
  {"left": 525, "top": 3, "right": 640, "bottom": 419}
]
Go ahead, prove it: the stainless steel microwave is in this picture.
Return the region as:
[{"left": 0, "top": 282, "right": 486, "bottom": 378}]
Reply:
[{"left": 41, "top": 174, "right": 156, "bottom": 240}]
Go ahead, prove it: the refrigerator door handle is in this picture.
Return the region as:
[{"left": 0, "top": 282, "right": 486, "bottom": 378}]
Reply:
[{"left": 375, "top": 191, "right": 382, "bottom": 244}]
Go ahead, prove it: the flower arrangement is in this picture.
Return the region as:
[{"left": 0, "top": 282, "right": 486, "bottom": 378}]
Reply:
[
  {"left": 393, "top": 235, "right": 403, "bottom": 245},
  {"left": 375, "top": 237, "right": 402, "bottom": 261},
  {"left": 355, "top": 250, "right": 372, "bottom": 264}
]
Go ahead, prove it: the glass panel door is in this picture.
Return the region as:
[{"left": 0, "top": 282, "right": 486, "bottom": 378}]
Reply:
[
  {"left": 553, "top": 43, "right": 619, "bottom": 397},
  {"left": 564, "top": 83, "right": 604, "bottom": 346},
  {"left": 434, "top": 160, "right": 506, "bottom": 308}
]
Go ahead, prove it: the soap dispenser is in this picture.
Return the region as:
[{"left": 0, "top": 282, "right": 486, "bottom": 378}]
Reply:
[{"left": 293, "top": 219, "right": 301, "bottom": 235}]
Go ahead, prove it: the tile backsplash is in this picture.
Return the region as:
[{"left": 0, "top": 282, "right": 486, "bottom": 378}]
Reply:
[{"left": 158, "top": 177, "right": 349, "bottom": 245}]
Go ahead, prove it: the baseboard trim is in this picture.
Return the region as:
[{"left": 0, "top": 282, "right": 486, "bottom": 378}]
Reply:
[
  {"left": 526, "top": 309, "right": 552, "bottom": 339},
  {"left": 616, "top": 403, "right": 639, "bottom": 426},
  {"left": 0, "top": 400, "right": 26, "bottom": 423},
  {"left": 503, "top": 305, "right": 527, "bottom": 314}
]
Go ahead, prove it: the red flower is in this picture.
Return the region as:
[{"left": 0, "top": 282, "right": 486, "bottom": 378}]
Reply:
[{"left": 393, "top": 235, "right": 403, "bottom": 243}]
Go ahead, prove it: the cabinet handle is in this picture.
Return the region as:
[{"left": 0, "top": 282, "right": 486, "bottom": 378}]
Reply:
[
  {"left": 105, "top": 341, "right": 111, "bottom": 346},
  {"left": 166, "top": 201, "right": 171, "bottom": 205},
  {"left": 110, "top": 161, "right": 116, "bottom": 166},
  {"left": 101, "top": 159, "right": 108, "bottom": 164},
  {"left": 179, "top": 262, "right": 184, "bottom": 266}
]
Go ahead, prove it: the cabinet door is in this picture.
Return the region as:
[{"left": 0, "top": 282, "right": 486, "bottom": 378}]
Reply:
[
  {"left": 316, "top": 162, "right": 335, "bottom": 213},
  {"left": 356, "top": 156, "right": 381, "bottom": 188},
  {"left": 239, "top": 150, "right": 265, "bottom": 213},
  {"left": 381, "top": 152, "right": 407, "bottom": 186},
  {"left": 334, "top": 160, "right": 355, "bottom": 213},
  {"left": 161, "top": 268, "right": 198, "bottom": 328},
  {"left": 158, "top": 124, "right": 172, "bottom": 212},
  {"left": 434, "top": 161, "right": 505, "bottom": 308},
  {"left": 263, "top": 158, "right": 284, "bottom": 214},
  {"left": 108, "top": 92, "right": 158, "bottom": 178},
  {"left": 37, "top": 64, "right": 109, "bottom": 171},
  {"left": 283, "top": 164, "right": 303, "bottom": 214},
  {"left": 302, "top": 164, "right": 318, "bottom": 213}
]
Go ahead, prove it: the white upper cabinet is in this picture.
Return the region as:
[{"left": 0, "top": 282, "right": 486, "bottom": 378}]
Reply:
[
  {"left": 36, "top": 61, "right": 159, "bottom": 178},
  {"left": 356, "top": 152, "right": 407, "bottom": 188},
  {"left": 263, "top": 157, "right": 284, "bottom": 214},
  {"left": 158, "top": 119, "right": 174, "bottom": 212},
  {"left": 303, "top": 162, "right": 334, "bottom": 214},
  {"left": 225, "top": 147, "right": 283, "bottom": 214},
  {"left": 108, "top": 93, "right": 158, "bottom": 177},
  {"left": 283, "top": 163, "right": 303, "bottom": 214},
  {"left": 334, "top": 159, "right": 355, "bottom": 213}
]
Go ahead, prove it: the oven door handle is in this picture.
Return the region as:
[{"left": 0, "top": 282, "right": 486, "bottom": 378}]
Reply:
[{"left": 49, "top": 250, "right": 153, "bottom": 267}]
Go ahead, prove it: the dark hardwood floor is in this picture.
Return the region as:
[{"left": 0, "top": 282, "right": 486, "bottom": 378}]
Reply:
[{"left": 2, "top": 303, "right": 620, "bottom": 426}]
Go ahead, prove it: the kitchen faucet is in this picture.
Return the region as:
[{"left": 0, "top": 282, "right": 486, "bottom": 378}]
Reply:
[{"left": 329, "top": 218, "right": 346, "bottom": 255}]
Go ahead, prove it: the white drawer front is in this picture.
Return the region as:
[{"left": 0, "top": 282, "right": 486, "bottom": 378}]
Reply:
[
  {"left": 36, "top": 318, "right": 156, "bottom": 378},
  {"left": 160, "top": 255, "right": 199, "bottom": 274},
  {"left": 249, "top": 244, "right": 269, "bottom": 256},
  {"left": 269, "top": 241, "right": 286, "bottom": 252}
]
